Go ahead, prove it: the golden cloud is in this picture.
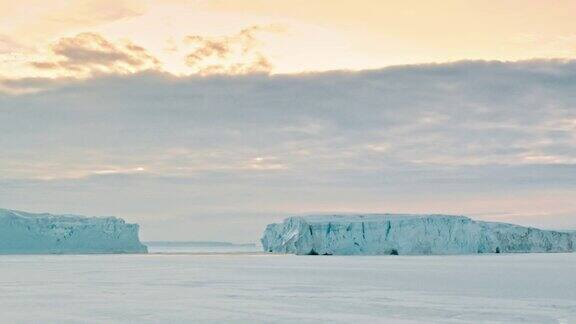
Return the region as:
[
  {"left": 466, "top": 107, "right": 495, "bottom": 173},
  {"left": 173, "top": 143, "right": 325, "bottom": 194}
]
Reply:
[
  {"left": 184, "top": 25, "right": 281, "bottom": 75},
  {"left": 30, "top": 33, "right": 161, "bottom": 77}
]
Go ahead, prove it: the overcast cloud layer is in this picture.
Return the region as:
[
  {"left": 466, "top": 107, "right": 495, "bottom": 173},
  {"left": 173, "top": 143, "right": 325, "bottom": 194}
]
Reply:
[{"left": 1, "top": 60, "right": 575, "bottom": 241}]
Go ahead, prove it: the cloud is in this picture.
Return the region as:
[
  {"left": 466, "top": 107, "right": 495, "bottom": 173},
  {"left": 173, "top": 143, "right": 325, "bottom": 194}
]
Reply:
[
  {"left": 29, "top": 33, "right": 161, "bottom": 77},
  {"left": 1, "top": 25, "right": 283, "bottom": 83},
  {"left": 1, "top": 59, "right": 575, "bottom": 239},
  {"left": 183, "top": 25, "right": 281, "bottom": 75},
  {"left": 0, "top": 35, "right": 28, "bottom": 54}
]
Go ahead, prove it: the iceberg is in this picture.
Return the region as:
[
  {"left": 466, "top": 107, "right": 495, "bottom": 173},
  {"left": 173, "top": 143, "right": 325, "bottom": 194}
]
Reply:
[
  {"left": 0, "top": 209, "right": 147, "bottom": 254},
  {"left": 261, "top": 214, "right": 576, "bottom": 255}
]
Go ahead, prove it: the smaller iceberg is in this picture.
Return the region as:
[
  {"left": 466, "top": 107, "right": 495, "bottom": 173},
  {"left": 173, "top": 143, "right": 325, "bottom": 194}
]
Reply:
[
  {"left": 261, "top": 214, "right": 576, "bottom": 255},
  {"left": 0, "top": 209, "right": 147, "bottom": 254}
]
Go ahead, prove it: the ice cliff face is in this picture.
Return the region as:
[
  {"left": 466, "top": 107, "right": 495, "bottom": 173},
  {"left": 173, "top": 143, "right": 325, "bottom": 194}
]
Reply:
[
  {"left": 261, "top": 214, "right": 576, "bottom": 255},
  {"left": 0, "top": 209, "right": 147, "bottom": 254}
]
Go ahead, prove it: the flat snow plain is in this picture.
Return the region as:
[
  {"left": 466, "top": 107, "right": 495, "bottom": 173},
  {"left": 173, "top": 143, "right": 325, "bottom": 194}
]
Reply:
[{"left": 1, "top": 252, "right": 575, "bottom": 323}]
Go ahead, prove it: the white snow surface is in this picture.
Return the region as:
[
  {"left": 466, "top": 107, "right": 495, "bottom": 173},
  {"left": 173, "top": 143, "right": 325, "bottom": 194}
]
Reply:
[
  {"left": 1, "top": 253, "right": 575, "bottom": 323},
  {"left": 0, "top": 209, "right": 147, "bottom": 254},
  {"left": 262, "top": 214, "right": 576, "bottom": 255}
]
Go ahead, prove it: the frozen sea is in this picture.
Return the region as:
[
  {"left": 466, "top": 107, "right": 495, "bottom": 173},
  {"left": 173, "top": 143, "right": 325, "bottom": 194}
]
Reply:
[
  {"left": 1, "top": 251, "right": 575, "bottom": 323},
  {"left": 144, "top": 241, "right": 259, "bottom": 254}
]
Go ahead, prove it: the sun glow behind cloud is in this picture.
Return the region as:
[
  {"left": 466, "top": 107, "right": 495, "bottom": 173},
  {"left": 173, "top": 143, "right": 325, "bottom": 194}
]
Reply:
[{"left": 2, "top": 0, "right": 576, "bottom": 80}]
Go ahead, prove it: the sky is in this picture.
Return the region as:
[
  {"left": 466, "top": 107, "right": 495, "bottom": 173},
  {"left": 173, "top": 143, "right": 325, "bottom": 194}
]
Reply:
[{"left": 1, "top": 1, "right": 575, "bottom": 241}]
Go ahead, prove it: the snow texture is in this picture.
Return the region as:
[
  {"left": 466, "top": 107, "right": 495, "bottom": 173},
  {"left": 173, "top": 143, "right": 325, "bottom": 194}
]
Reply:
[
  {"left": 261, "top": 214, "right": 576, "bottom": 255},
  {"left": 0, "top": 209, "right": 147, "bottom": 254},
  {"left": 1, "top": 253, "right": 576, "bottom": 323}
]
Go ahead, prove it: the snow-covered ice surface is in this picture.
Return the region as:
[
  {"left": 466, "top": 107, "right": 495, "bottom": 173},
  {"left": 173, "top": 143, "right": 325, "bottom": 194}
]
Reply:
[
  {"left": 1, "top": 253, "right": 575, "bottom": 323},
  {"left": 0, "top": 209, "right": 147, "bottom": 254},
  {"left": 262, "top": 214, "right": 576, "bottom": 255}
]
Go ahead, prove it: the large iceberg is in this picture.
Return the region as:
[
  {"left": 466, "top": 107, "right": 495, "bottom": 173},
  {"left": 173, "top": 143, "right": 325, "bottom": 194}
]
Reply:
[
  {"left": 261, "top": 214, "right": 576, "bottom": 255},
  {"left": 0, "top": 209, "right": 147, "bottom": 254}
]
